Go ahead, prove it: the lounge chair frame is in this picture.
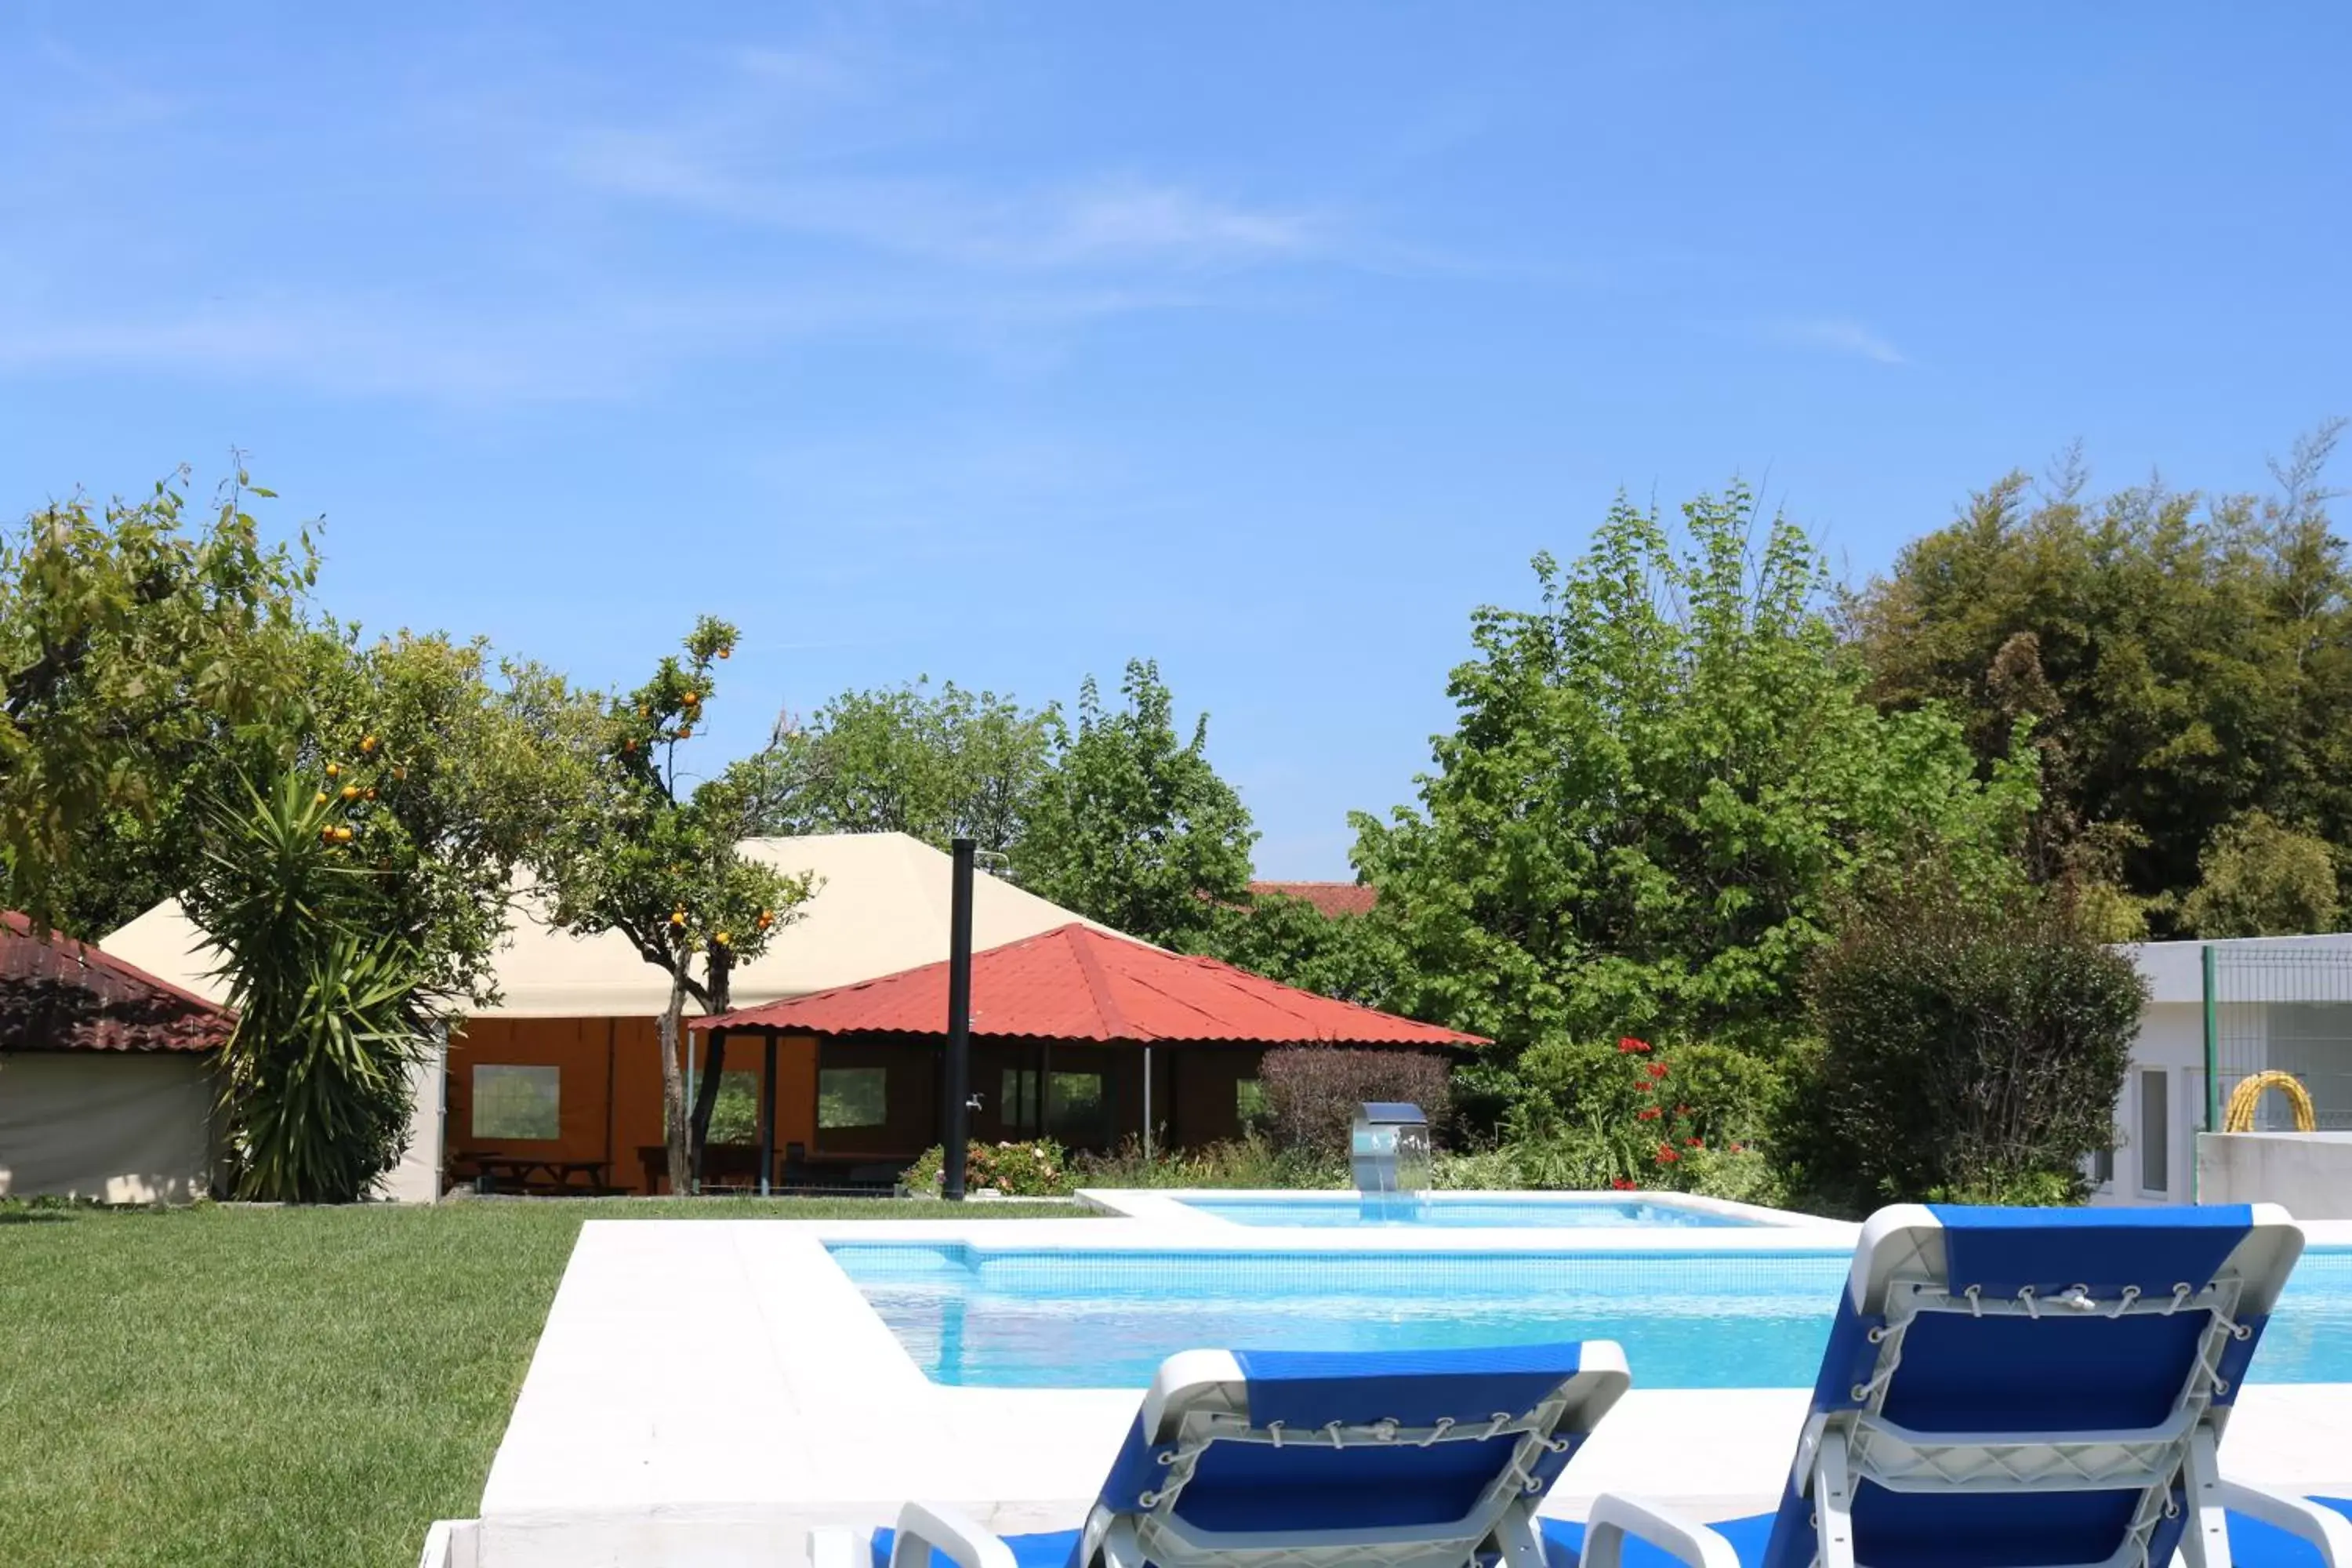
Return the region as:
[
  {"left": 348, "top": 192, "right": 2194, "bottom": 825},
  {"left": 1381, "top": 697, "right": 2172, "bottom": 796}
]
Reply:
[
  {"left": 1581, "top": 1203, "right": 2345, "bottom": 1568},
  {"left": 828, "top": 1344, "right": 1629, "bottom": 1568}
]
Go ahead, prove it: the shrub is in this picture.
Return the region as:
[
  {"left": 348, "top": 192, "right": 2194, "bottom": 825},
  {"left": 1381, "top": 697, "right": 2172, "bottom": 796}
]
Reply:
[
  {"left": 1792, "top": 880, "right": 2144, "bottom": 1214},
  {"left": 1076, "top": 1133, "right": 1344, "bottom": 1190},
  {"left": 1258, "top": 1047, "right": 1453, "bottom": 1157},
  {"left": 185, "top": 771, "right": 430, "bottom": 1203},
  {"left": 1429, "top": 1146, "right": 1520, "bottom": 1190},
  {"left": 902, "top": 1138, "right": 1073, "bottom": 1197},
  {"left": 1494, "top": 1034, "right": 1780, "bottom": 1193}
]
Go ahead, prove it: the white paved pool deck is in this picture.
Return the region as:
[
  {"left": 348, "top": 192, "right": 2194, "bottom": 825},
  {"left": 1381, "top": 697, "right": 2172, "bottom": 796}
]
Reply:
[{"left": 440, "top": 1201, "right": 2352, "bottom": 1568}]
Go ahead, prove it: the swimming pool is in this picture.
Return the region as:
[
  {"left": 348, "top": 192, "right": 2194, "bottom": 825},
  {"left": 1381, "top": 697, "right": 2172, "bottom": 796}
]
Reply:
[
  {"left": 829, "top": 1243, "right": 2352, "bottom": 1390},
  {"left": 1177, "top": 1194, "right": 1756, "bottom": 1228}
]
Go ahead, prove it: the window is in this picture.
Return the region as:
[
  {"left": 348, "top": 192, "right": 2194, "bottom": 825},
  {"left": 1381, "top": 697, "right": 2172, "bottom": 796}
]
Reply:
[
  {"left": 2139, "top": 1069, "right": 2169, "bottom": 1195},
  {"left": 2091, "top": 1143, "right": 2114, "bottom": 1187},
  {"left": 708, "top": 1071, "right": 761, "bottom": 1145},
  {"left": 1002, "top": 1068, "right": 1040, "bottom": 1133},
  {"left": 1047, "top": 1071, "right": 1106, "bottom": 1144},
  {"left": 818, "top": 1067, "right": 888, "bottom": 1130},
  {"left": 662, "top": 1069, "right": 764, "bottom": 1142},
  {"left": 1236, "top": 1078, "right": 1269, "bottom": 1129},
  {"left": 473, "top": 1065, "right": 560, "bottom": 1140}
]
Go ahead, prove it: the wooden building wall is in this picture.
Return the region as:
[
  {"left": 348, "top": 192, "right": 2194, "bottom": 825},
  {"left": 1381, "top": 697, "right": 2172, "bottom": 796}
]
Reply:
[
  {"left": 442, "top": 1020, "right": 1378, "bottom": 1196},
  {"left": 445, "top": 1017, "right": 818, "bottom": 1194}
]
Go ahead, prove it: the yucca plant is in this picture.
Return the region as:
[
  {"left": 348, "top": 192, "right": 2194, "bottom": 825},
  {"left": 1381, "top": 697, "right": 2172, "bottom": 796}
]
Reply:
[{"left": 187, "top": 770, "right": 431, "bottom": 1202}]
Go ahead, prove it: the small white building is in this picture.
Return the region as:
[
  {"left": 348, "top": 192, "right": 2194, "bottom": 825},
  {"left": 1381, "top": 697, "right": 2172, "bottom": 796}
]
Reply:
[{"left": 2090, "top": 931, "right": 2352, "bottom": 1207}]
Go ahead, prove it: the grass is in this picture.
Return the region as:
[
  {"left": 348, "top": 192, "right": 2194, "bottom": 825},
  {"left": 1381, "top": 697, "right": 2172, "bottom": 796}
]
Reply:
[{"left": 0, "top": 1196, "right": 1095, "bottom": 1567}]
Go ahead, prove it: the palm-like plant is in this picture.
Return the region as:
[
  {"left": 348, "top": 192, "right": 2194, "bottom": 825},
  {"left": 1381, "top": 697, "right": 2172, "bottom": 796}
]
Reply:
[{"left": 188, "top": 770, "right": 430, "bottom": 1202}]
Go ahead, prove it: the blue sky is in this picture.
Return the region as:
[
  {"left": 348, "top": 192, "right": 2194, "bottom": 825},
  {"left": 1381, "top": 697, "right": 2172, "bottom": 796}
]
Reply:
[{"left": 5, "top": 5, "right": 2347, "bottom": 877}]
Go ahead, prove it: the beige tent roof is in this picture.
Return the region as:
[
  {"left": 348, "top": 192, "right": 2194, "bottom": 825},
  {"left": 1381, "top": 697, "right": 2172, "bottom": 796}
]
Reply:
[{"left": 100, "top": 832, "right": 1122, "bottom": 1019}]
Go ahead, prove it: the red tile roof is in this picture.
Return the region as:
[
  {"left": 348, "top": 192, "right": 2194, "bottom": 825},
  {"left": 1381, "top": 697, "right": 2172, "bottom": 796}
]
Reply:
[
  {"left": 693, "top": 922, "right": 1482, "bottom": 1048},
  {"left": 1249, "top": 880, "right": 1377, "bottom": 918},
  {"left": 1, "top": 912, "right": 232, "bottom": 1054}
]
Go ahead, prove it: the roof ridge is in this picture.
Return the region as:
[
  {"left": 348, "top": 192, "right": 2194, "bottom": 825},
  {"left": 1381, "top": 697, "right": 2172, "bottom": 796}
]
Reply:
[{"left": 1064, "top": 925, "right": 1132, "bottom": 1041}]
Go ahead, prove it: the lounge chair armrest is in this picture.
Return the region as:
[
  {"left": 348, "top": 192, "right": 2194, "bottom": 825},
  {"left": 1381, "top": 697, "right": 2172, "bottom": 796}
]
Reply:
[
  {"left": 887, "top": 1502, "right": 1022, "bottom": 1568},
  {"left": 809, "top": 1527, "right": 869, "bottom": 1568},
  {"left": 1579, "top": 1494, "right": 1745, "bottom": 1568},
  {"left": 2222, "top": 1479, "right": 2352, "bottom": 1567}
]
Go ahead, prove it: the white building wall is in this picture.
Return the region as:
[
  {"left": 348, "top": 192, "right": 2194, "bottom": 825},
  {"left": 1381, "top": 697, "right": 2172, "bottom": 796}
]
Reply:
[
  {"left": 2089, "top": 1001, "right": 2205, "bottom": 1207},
  {"left": 2096, "top": 932, "right": 2352, "bottom": 1207},
  {"left": 376, "top": 1029, "right": 448, "bottom": 1203},
  {"left": 0, "top": 1053, "right": 217, "bottom": 1203}
]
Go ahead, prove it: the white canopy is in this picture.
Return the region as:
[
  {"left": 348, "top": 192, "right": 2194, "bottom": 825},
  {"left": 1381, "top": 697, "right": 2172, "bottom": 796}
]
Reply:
[{"left": 100, "top": 831, "right": 1116, "bottom": 1018}]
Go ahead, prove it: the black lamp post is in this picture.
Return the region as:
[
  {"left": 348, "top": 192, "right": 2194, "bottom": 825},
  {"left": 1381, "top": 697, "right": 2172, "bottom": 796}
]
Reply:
[{"left": 942, "top": 836, "right": 975, "bottom": 1200}]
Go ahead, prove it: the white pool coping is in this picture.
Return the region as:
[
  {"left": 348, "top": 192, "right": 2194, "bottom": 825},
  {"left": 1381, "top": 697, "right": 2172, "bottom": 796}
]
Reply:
[
  {"left": 1080, "top": 1185, "right": 1830, "bottom": 1231},
  {"left": 445, "top": 1207, "right": 2352, "bottom": 1568}
]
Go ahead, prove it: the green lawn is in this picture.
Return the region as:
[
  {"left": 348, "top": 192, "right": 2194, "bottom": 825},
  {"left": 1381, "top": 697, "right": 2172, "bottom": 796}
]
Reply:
[{"left": 0, "top": 1197, "right": 1094, "bottom": 1567}]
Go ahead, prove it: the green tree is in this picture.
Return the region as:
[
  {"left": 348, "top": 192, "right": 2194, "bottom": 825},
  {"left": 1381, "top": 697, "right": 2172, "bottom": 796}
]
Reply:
[
  {"left": 183, "top": 771, "right": 431, "bottom": 1202},
  {"left": 1353, "top": 485, "right": 2039, "bottom": 1056},
  {"left": 1013, "top": 659, "right": 1257, "bottom": 948},
  {"left": 747, "top": 677, "right": 1051, "bottom": 853},
  {"left": 1, "top": 467, "right": 314, "bottom": 933},
  {"left": 294, "top": 627, "right": 608, "bottom": 1007},
  {"left": 1196, "top": 891, "right": 1398, "bottom": 1008},
  {"left": 2177, "top": 811, "right": 2342, "bottom": 937},
  {"left": 1853, "top": 423, "right": 2351, "bottom": 924},
  {"left": 1793, "top": 876, "right": 2145, "bottom": 1212},
  {"left": 535, "top": 619, "right": 813, "bottom": 1188}
]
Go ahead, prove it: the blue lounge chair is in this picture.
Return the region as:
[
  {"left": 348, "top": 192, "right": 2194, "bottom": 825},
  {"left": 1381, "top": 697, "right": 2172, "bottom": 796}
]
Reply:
[
  {"left": 823, "top": 1341, "right": 1629, "bottom": 1568},
  {"left": 1553, "top": 1203, "right": 2349, "bottom": 1568}
]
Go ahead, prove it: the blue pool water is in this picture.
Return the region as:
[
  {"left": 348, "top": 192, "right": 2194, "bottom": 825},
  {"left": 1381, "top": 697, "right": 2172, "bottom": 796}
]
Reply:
[
  {"left": 1181, "top": 1195, "right": 1753, "bottom": 1229},
  {"left": 829, "top": 1243, "right": 2352, "bottom": 1390}
]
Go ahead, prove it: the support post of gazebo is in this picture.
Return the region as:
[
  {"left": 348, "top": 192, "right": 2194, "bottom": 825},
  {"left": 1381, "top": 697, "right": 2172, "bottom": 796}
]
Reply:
[{"left": 758, "top": 1032, "right": 778, "bottom": 1196}]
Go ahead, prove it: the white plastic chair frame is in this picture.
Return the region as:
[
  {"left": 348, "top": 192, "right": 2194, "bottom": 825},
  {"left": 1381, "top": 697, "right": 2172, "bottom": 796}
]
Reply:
[
  {"left": 818, "top": 1345, "right": 1630, "bottom": 1568},
  {"left": 1584, "top": 1206, "right": 2346, "bottom": 1568}
]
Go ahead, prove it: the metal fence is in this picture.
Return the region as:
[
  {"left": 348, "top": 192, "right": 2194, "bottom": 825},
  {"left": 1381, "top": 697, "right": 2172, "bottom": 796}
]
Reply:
[{"left": 2209, "top": 944, "right": 2352, "bottom": 1131}]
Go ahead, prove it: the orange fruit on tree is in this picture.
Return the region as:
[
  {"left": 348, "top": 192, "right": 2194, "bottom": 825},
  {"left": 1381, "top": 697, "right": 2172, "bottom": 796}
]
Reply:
[
  {"left": 360, "top": 735, "right": 379, "bottom": 754},
  {"left": 325, "top": 762, "right": 340, "bottom": 778},
  {"left": 340, "top": 785, "right": 360, "bottom": 800}
]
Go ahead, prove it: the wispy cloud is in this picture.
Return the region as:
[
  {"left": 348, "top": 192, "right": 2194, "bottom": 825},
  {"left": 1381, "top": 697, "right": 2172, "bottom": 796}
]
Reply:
[
  {"left": 0, "top": 281, "right": 1198, "bottom": 404},
  {"left": 0, "top": 28, "right": 1357, "bottom": 406},
  {"left": 565, "top": 128, "right": 1329, "bottom": 274},
  {"left": 1758, "top": 316, "right": 1907, "bottom": 365}
]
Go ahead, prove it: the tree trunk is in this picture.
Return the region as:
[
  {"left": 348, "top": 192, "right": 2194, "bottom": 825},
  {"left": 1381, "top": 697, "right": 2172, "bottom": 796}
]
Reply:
[
  {"left": 685, "top": 949, "right": 734, "bottom": 1190},
  {"left": 659, "top": 978, "right": 690, "bottom": 1194},
  {"left": 688, "top": 1033, "right": 728, "bottom": 1187}
]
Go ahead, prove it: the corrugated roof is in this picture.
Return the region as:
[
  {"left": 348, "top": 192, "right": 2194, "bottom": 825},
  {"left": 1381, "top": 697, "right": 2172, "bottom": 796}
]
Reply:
[
  {"left": 1248, "top": 880, "right": 1378, "bottom": 918},
  {"left": 693, "top": 922, "right": 1484, "bottom": 1048},
  {"left": 1, "top": 912, "right": 231, "bottom": 1053}
]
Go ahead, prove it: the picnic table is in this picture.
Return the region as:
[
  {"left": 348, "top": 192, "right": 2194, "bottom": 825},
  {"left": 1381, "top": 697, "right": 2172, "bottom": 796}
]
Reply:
[{"left": 469, "top": 1156, "right": 615, "bottom": 1196}]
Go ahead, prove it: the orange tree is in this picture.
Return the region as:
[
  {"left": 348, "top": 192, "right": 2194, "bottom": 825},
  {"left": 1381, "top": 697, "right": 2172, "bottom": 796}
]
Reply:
[
  {"left": 535, "top": 617, "right": 811, "bottom": 1188},
  {"left": 0, "top": 466, "right": 314, "bottom": 934}
]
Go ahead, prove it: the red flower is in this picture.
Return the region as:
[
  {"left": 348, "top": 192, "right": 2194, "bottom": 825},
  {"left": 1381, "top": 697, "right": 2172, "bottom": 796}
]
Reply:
[
  {"left": 1647, "top": 1063, "right": 1669, "bottom": 1080},
  {"left": 1637, "top": 1080, "right": 1657, "bottom": 1093},
  {"left": 1730, "top": 1142, "right": 1745, "bottom": 1153},
  {"left": 1686, "top": 1138, "right": 1704, "bottom": 1149},
  {"left": 1617, "top": 1036, "right": 1651, "bottom": 1054},
  {"left": 1636, "top": 1106, "right": 1661, "bottom": 1121},
  {"left": 1610, "top": 1177, "right": 1636, "bottom": 1191},
  {"left": 1654, "top": 1144, "right": 1680, "bottom": 1165}
]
